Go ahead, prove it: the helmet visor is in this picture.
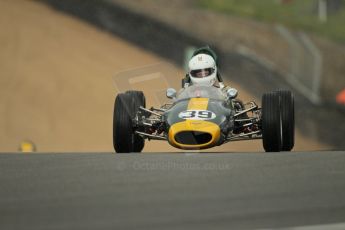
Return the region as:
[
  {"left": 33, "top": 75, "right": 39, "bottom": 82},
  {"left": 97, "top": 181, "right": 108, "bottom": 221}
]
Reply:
[{"left": 190, "top": 68, "right": 215, "bottom": 78}]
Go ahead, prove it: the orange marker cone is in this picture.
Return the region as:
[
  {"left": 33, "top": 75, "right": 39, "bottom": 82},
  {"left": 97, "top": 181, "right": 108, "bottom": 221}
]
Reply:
[{"left": 336, "top": 89, "right": 345, "bottom": 105}]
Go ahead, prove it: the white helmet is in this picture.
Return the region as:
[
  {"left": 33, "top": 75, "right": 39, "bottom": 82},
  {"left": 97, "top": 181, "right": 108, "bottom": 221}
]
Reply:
[{"left": 188, "top": 54, "right": 217, "bottom": 86}]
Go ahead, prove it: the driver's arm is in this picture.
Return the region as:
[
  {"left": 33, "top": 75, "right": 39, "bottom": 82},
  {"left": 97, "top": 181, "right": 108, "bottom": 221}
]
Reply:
[{"left": 182, "top": 74, "right": 191, "bottom": 88}]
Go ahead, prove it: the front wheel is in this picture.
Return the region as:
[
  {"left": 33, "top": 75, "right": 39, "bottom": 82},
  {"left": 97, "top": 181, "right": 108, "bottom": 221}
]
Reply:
[
  {"left": 262, "top": 92, "right": 281, "bottom": 152},
  {"left": 126, "top": 91, "right": 146, "bottom": 152},
  {"left": 276, "top": 90, "right": 294, "bottom": 151},
  {"left": 113, "top": 91, "right": 146, "bottom": 153},
  {"left": 261, "top": 90, "right": 295, "bottom": 152}
]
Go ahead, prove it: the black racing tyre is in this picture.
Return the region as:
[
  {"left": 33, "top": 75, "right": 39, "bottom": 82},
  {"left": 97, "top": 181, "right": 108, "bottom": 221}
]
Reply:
[
  {"left": 125, "top": 90, "right": 146, "bottom": 152},
  {"left": 126, "top": 91, "right": 146, "bottom": 110},
  {"left": 276, "top": 90, "right": 294, "bottom": 151},
  {"left": 113, "top": 91, "right": 146, "bottom": 153},
  {"left": 113, "top": 93, "right": 134, "bottom": 153},
  {"left": 262, "top": 92, "right": 282, "bottom": 152}
]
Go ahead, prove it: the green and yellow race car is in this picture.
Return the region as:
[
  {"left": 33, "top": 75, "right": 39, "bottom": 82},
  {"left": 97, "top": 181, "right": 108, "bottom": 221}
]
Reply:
[{"left": 113, "top": 85, "right": 294, "bottom": 153}]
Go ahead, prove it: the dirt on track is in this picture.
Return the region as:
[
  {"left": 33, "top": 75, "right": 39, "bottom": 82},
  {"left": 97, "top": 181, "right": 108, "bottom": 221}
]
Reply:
[{"left": 0, "top": 0, "right": 326, "bottom": 152}]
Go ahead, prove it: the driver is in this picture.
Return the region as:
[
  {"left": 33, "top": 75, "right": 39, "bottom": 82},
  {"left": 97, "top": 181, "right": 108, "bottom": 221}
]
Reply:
[
  {"left": 188, "top": 53, "right": 218, "bottom": 87},
  {"left": 183, "top": 48, "right": 238, "bottom": 99}
]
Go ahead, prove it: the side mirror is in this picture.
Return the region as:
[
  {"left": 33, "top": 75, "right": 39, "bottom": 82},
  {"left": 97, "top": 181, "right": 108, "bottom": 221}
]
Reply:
[
  {"left": 166, "top": 88, "right": 177, "bottom": 99},
  {"left": 226, "top": 88, "right": 238, "bottom": 99}
]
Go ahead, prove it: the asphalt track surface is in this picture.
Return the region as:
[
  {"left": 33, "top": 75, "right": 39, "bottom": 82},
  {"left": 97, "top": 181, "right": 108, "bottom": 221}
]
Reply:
[{"left": 1, "top": 151, "right": 345, "bottom": 230}]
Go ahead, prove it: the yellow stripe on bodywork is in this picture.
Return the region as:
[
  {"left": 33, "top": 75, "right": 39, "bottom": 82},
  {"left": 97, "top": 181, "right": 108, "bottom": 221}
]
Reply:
[
  {"left": 187, "top": 98, "right": 209, "bottom": 110},
  {"left": 168, "top": 98, "right": 220, "bottom": 150}
]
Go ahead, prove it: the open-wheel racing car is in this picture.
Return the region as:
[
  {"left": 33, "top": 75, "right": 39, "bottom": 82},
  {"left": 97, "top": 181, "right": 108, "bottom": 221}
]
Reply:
[{"left": 113, "top": 85, "right": 294, "bottom": 153}]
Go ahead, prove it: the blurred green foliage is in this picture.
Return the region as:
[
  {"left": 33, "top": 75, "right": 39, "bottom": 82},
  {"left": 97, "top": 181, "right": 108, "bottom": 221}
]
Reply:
[{"left": 198, "top": 0, "right": 345, "bottom": 43}]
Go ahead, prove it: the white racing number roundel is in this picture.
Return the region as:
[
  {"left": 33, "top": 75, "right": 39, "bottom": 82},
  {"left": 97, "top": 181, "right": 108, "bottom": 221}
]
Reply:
[{"left": 178, "top": 110, "right": 216, "bottom": 120}]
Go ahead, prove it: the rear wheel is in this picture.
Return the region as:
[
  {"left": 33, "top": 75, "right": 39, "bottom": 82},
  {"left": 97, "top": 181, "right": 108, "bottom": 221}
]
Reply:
[
  {"left": 276, "top": 90, "right": 294, "bottom": 151},
  {"left": 262, "top": 92, "right": 281, "bottom": 152},
  {"left": 113, "top": 91, "right": 146, "bottom": 153}
]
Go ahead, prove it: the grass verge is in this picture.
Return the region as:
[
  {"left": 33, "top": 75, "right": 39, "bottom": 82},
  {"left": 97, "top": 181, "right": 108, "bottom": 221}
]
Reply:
[{"left": 198, "top": 0, "right": 345, "bottom": 43}]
